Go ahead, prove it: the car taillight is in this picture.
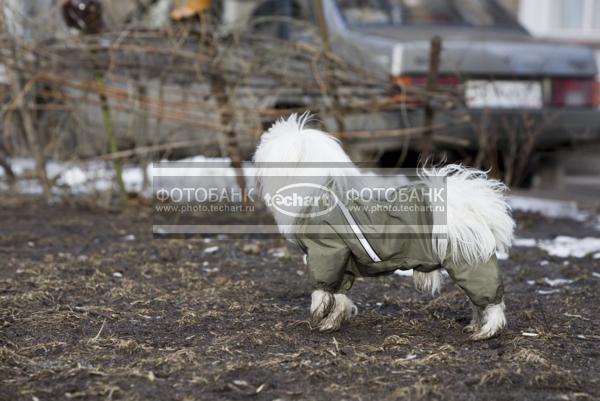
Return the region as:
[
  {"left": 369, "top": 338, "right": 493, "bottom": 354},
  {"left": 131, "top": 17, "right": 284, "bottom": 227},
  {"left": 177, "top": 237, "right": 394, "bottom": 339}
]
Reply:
[
  {"left": 393, "top": 74, "right": 461, "bottom": 91},
  {"left": 551, "top": 78, "right": 595, "bottom": 108}
]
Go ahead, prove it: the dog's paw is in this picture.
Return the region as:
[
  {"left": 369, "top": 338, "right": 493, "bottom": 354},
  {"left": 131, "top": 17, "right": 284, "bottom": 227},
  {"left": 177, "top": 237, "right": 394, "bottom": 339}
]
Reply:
[
  {"left": 469, "top": 302, "right": 506, "bottom": 341},
  {"left": 316, "top": 294, "right": 357, "bottom": 332},
  {"left": 470, "top": 327, "right": 498, "bottom": 341},
  {"left": 310, "top": 290, "right": 335, "bottom": 328},
  {"left": 463, "top": 324, "right": 479, "bottom": 334},
  {"left": 310, "top": 292, "right": 357, "bottom": 332},
  {"left": 318, "top": 308, "right": 345, "bottom": 332}
]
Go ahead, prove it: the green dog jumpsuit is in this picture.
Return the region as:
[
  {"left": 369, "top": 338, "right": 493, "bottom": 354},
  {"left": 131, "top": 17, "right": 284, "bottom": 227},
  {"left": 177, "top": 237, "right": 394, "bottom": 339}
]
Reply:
[{"left": 293, "top": 195, "right": 504, "bottom": 308}]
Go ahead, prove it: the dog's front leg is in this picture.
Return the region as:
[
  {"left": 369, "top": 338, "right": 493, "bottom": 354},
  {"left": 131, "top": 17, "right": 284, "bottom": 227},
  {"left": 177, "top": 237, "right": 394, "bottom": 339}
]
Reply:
[
  {"left": 310, "top": 290, "right": 335, "bottom": 327},
  {"left": 310, "top": 290, "right": 358, "bottom": 332},
  {"left": 463, "top": 301, "right": 482, "bottom": 334}
]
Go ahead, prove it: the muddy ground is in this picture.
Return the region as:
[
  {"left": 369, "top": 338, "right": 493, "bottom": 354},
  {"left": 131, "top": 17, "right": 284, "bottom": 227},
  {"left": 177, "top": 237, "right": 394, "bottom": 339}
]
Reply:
[{"left": 1, "top": 194, "right": 600, "bottom": 401}]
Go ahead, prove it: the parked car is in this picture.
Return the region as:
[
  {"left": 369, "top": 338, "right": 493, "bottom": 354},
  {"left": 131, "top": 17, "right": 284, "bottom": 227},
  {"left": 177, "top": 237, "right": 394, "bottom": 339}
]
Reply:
[{"left": 236, "top": 0, "right": 600, "bottom": 156}]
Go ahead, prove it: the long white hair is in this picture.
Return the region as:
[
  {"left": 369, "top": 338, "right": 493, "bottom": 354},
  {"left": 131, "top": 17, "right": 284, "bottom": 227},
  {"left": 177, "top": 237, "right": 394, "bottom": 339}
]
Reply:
[
  {"left": 422, "top": 165, "right": 515, "bottom": 265},
  {"left": 254, "top": 113, "right": 514, "bottom": 265},
  {"left": 253, "top": 113, "right": 357, "bottom": 234}
]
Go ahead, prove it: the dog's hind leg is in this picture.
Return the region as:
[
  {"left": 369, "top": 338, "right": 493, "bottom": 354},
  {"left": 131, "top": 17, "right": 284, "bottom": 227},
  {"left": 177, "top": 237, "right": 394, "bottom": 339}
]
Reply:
[{"left": 444, "top": 256, "right": 506, "bottom": 340}]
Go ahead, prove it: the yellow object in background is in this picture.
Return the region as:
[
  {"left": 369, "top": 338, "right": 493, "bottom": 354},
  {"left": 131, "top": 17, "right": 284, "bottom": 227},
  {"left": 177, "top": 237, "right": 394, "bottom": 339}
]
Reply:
[{"left": 171, "top": 0, "right": 213, "bottom": 20}]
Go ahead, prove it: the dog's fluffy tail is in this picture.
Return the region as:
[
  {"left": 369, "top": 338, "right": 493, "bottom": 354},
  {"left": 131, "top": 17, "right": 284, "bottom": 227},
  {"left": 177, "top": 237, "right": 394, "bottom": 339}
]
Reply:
[
  {"left": 413, "top": 270, "right": 443, "bottom": 296},
  {"left": 422, "top": 165, "right": 515, "bottom": 266}
]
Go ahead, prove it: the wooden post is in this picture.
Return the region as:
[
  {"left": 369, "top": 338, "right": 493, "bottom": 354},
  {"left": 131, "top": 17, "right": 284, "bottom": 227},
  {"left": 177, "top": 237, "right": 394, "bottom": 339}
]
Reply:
[
  {"left": 420, "top": 36, "right": 442, "bottom": 159},
  {"left": 19, "top": 92, "right": 51, "bottom": 196},
  {"left": 209, "top": 75, "right": 248, "bottom": 204},
  {"left": 315, "top": 0, "right": 345, "bottom": 133},
  {"left": 196, "top": 11, "right": 248, "bottom": 204}
]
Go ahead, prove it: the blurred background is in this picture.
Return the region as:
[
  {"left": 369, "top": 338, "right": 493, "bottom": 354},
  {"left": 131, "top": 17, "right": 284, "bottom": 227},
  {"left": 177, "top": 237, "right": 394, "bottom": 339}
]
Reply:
[
  {"left": 2, "top": 5, "right": 600, "bottom": 400},
  {"left": 1, "top": 0, "right": 599, "bottom": 205}
]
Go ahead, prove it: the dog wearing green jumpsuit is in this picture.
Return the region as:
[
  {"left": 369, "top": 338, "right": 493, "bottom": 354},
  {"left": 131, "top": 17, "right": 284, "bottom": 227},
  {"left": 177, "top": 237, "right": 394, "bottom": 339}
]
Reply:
[{"left": 254, "top": 114, "right": 515, "bottom": 340}]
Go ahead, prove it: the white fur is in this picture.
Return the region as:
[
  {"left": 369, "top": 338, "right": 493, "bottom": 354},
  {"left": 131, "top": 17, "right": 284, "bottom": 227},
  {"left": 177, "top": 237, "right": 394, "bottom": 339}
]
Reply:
[
  {"left": 413, "top": 270, "right": 443, "bottom": 296},
  {"left": 422, "top": 165, "right": 515, "bottom": 266},
  {"left": 310, "top": 290, "right": 328, "bottom": 314},
  {"left": 253, "top": 113, "right": 358, "bottom": 235},
  {"left": 310, "top": 290, "right": 334, "bottom": 321},
  {"left": 310, "top": 290, "right": 357, "bottom": 332},
  {"left": 317, "top": 293, "right": 358, "bottom": 332},
  {"left": 255, "top": 114, "right": 515, "bottom": 260},
  {"left": 258, "top": 114, "right": 512, "bottom": 339},
  {"left": 471, "top": 301, "right": 506, "bottom": 340}
]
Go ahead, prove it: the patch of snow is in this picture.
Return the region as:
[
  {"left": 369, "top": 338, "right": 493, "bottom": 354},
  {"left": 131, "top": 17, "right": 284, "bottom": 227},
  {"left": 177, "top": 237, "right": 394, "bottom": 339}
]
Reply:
[
  {"left": 5, "top": 158, "right": 35, "bottom": 175},
  {"left": 54, "top": 161, "right": 115, "bottom": 193},
  {"left": 522, "top": 332, "right": 539, "bottom": 337},
  {"left": 123, "top": 234, "right": 136, "bottom": 241},
  {"left": 592, "top": 272, "right": 600, "bottom": 279},
  {"left": 543, "top": 278, "right": 574, "bottom": 287},
  {"left": 594, "top": 253, "right": 600, "bottom": 260},
  {"left": 513, "top": 238, "right": 537, "bottom": 247},
  {"left": 2, "top": 156, "right": 251, "bottom": 197},
  {"left": 537, "top": 289, "right": 560, "bottom": 295},
  {"left": 122, "top": 167, "right": 145, "bottom": 193},
  {"left": 112, "top": 272, "right": 123, "bottom": 278},
  {"left": 538, "top": 236, "right": 600, "bottom": 258},
  {"left": 509, "top": 196, "right": 588, "bottom": 221},
  {"left": 496, "top": 251, "right": 509, "bottom": 260},
  {"left": 540, "top": 260, "right": 549, "bottom": 266},
  {"left": 526, "top": 280, "right": 536, "bottom": 286},
  {"left": 150, "top": 157, "right": 256, "bottom": 189},
  {"left": 394, "top": 269, "right": 413, "bottom": 277},
  {"left": 59, "top": 165, "right": 88, "bottom": 187},
  {"left": 203, "top": 246, "right": 220, "bottom": 254}
]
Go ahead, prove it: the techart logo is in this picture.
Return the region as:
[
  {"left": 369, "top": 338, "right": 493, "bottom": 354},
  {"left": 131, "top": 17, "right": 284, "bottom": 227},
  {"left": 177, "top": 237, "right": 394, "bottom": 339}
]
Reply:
[{"left": 263, "top": 183, "right": 338, "bottom": 218}]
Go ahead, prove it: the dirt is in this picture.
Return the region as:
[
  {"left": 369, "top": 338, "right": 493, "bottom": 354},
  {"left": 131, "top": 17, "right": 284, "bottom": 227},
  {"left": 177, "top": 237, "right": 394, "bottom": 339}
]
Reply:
[{"left": 1, "top": 196, "right": 600, "bottom": 401}]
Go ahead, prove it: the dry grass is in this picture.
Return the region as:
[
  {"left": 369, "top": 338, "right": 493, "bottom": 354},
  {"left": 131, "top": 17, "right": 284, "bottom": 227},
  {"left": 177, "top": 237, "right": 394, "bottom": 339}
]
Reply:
[
  {"left": 1, "top": 196, "right": 599, "bottom": 400},
  {"left": 479, "top": 367, "right": 520, "bottom": 385},
  {"left": 388, "top": 378, "right": 444, "bottom": 401},
  {"left": 510, "top": 349, "right": 550, "bottom": 366}
]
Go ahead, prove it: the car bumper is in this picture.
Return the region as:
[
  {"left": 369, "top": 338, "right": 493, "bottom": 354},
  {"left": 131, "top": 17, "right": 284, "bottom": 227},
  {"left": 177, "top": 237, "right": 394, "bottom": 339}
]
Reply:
[{"left": 338, "top": 108, "right": 600, "bottom": 151}]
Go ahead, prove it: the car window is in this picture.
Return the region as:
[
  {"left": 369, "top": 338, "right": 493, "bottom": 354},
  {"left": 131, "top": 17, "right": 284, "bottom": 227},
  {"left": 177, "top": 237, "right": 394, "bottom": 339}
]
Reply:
[
  {"left": 251, "top": 0, "right": 317, "bottom": 40},
  {"left": 335, "top": 0, "right": 520, "bottom": 28}
]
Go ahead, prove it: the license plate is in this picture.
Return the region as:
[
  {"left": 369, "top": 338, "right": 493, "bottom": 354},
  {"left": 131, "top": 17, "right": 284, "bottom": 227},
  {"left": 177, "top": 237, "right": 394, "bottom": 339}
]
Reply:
[{"left": 465, "top": 80, "right": 543, "bottom": 109}]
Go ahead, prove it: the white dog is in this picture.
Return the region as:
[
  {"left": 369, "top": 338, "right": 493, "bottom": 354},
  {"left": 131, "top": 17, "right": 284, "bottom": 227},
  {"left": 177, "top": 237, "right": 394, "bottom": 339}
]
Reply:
[{"left": 254, "top": 113, "right": 514, "bottom": 340}]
